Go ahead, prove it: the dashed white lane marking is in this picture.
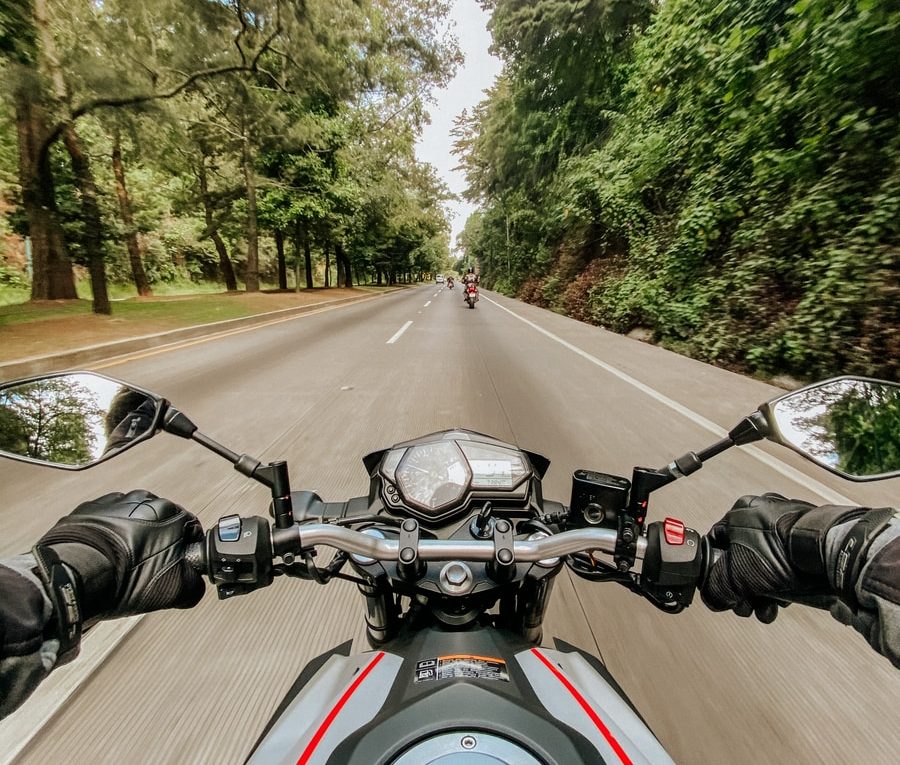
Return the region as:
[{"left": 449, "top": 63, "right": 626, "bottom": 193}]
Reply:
[
  {"left": 386, "top": 321, "right": 413, "bottom": 344},
  {"left": 424, "top": 301, "right": 431, "bottom": 307},
  {"left": 482, "top": 294, "right": 854, "bottom": 505}
]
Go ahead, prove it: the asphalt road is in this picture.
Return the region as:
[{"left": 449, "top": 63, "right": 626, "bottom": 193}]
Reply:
[{"left": 1, "top": 285, "right": 898, "bottom": 764}]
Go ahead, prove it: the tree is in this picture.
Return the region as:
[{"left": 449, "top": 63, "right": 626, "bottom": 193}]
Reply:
[
  {"left": 457, "top": 0, "right": 899, "bottom": 382},
  {"left": 110, "top": 125, "right": 151, "bottom": 296},
  {"left": 0, "top": 377, "right": 102, "bottom": 465},
  {"left": 1, "top": 0, "right": 77, "bottom": 300}
]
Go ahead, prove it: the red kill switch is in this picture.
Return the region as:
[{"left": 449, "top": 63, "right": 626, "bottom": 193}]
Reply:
[{"left": 663, "top": 517, "right": 685, "bottom": 545}]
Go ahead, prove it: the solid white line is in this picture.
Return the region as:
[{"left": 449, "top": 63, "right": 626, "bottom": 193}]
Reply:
[
  {"left": 424, "top": 301, "right": 431, "bottom": 307},
  {"left": 481, "top": 294, "right": 855, "bottom": 505},
  {"left": 386, "top": 320, "right": 413, "bottom": 344}
]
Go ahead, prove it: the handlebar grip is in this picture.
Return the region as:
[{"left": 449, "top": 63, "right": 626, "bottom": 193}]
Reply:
[
  {"left": 185, "top": 541, "right": 206, "bottom": 573},
  {"left": 702, "top": 543, "right": 723, "bottom": 588}
]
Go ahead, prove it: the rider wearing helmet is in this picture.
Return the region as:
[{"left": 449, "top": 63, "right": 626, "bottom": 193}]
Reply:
[{"left": 462, "top": 268, "right": 478, "bottom": 300}]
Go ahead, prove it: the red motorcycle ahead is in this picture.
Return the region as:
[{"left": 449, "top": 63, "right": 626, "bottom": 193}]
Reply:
[{"left": 465, "top": 283, "right": 479, "bottom": 309}]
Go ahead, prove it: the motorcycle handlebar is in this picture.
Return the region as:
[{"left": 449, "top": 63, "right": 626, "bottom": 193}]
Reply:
[{"left": 185, "top": 524, "right": 647, "bottom": 573}]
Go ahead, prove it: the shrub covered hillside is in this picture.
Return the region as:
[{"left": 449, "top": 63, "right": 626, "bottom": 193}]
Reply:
[{"left": 455, "top": 0, "right": 899, "bottom": 382}]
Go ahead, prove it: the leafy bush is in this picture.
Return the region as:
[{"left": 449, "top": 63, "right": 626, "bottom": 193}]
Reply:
[{"left": 461, "top": 0, "right": 900, "bottom": 382}]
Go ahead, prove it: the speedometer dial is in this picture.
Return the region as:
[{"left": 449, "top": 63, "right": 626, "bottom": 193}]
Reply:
[{"left": 395, "top": 441, "right": 471, "bottom": 513}]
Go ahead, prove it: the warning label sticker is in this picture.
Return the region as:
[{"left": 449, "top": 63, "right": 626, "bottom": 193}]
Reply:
[{"left": 414, "top": 654, "right": 509, "bottom": 683}]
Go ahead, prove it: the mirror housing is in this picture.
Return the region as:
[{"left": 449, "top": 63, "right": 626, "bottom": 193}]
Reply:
[
  {"left": 758, "top": 376, "right": 900, "bottom": 482},
  {"left": 0, "top": 371, "right": 165, "bottom": 470}
]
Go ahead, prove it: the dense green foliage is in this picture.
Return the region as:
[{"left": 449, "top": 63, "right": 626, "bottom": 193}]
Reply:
[
  {"left": 0, "top": 0, "right": 459, "bottom": 308},
  {"left": 456, "top": 0, "right": 899, "bottom": 381},
  {"left": 829, "top": 385, "right": 900, "bottom": 477}
]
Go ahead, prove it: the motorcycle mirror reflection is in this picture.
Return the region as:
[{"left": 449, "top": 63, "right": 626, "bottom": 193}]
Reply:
[
  {"left": 0, "top": 371, "right": 164, "bottom": 470},
  {"left": 759, "top": 376, "right": 900, "bottom": 481}
]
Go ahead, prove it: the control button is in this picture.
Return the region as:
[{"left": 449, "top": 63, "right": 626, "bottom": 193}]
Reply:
[
  {"left": 219, "top": 563, "right": 236, "bottom": 583},
  {"left": 663, "top": 517, "right": 685, "bottom": 545},
  {"left": 218, "top": 515, "right": 241, "bottom": 543}
]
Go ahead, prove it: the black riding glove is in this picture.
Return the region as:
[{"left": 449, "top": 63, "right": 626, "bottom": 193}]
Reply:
[
  {"left": 32, "top": 490, "right": 205, "bottom": 660},
  {"left": 701, "top": 493, "right": 865, "bottom": 623}
]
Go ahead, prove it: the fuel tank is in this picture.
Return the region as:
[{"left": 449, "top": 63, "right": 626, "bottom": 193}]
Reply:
[{"left": 245, "top": 625, "right": 674, "bottom": 765}]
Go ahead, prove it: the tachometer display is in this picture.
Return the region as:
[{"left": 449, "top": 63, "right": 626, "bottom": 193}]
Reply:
[{"left": 395, "top": 441, "right": 471, "bottom": 512}]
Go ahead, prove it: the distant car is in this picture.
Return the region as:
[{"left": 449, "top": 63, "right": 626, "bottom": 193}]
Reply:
[{"left": 435, "top": 275, "right": 445, "bottom": 283}]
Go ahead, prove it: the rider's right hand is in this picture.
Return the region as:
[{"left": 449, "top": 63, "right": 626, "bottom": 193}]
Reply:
[
  {"left": 701, "top": 493, "right": 866, "bottom": 623},
  {"left": 33, "top": 490, "right": 205, "bottom": 659}
]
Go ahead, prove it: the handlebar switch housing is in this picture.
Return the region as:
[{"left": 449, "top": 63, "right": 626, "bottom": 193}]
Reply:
[
  {"left": 640, "top": 518, "right": 704, "bottom": 607},
  {"left": 206, "top": 515, "right": 274, "bottom": 599}
]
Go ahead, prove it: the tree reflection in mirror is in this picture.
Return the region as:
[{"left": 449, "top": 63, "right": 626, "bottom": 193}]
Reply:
[
  {"left": 0, "top": 373, "right": 159, "bottom": 468},
  {"left": 771, "top": 379, "right": 900, "bottom": 479}
]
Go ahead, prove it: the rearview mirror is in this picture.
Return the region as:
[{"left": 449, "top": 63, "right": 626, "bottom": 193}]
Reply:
[
  {"left": 760, "top": 376, "right": 900, "bottom": 481},
  {"left": 0, "top": 372, "right": 164, "bottom": 470}
]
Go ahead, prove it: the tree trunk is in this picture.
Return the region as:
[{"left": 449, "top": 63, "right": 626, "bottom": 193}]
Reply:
[
  {"left": 197, "top": 159, "right": 237, "bottom": 290},
  {"left": 302, "top": 227, "right": 313, "bottom": 288},
  {"left": 335, "top": 242, "right": 353, "bottom": 288},
  {"left": 62, "top": 125, "right": 110, "bottom": 314},
  {"left": 323, "top": 242, "right": 331, "bottom": 288},
  {"left": 34, "top": 0, "right": 108, "bottom": 312},
  {"left": 111, "top": 130, "right": 151, "bottom": 296},
  {"left": 290, "top": 229, "right": 300, "bottom": 291},
  {"left": 14, "top": 86, "right": 76, "bottom": 300},
  {"left": 274, "top": 230, "right": 287, "bottom": 290},
  {"left": 376, "top": 268, "right": 382, "bottom": 286},
  {"left": 242, "top": 137, "right": 259, "bottom": 292}
]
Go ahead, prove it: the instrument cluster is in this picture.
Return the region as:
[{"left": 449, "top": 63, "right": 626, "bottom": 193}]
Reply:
[{"left": 377, "top": 431, "right": 534, "bottom": 523}]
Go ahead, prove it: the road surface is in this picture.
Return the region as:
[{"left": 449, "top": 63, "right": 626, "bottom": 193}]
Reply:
[{"left": 1, "top": 285, "right": 898, "bottom": 763}]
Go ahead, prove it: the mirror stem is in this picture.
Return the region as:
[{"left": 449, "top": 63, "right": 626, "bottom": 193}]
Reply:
[{"left": 162, "top": 406, "right": 295, "bottom": 526}]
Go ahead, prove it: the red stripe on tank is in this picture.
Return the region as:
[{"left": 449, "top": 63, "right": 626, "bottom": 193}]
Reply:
[
  {"left": 531, "top": 648, "right": 634, "bottom": 765},
  {"left": 296, "top": 651, "right": 386, "bottom": 765}
]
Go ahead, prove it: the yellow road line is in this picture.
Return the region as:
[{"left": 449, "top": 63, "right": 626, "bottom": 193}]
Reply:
[{"left": 91, "top": 292, "right": 392, "bottom": 370}]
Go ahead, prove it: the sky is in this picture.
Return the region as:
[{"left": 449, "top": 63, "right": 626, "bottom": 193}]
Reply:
[{"left": 414, "top": 0, "right": 503, "bottom": 253}]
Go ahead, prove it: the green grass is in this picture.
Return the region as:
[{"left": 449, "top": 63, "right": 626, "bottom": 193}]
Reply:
[
  {"left": 0, "top": 277, "right": 230, "bottom": 307},
  {"left": 0, "top": 293, "right": 264, "bottom": 328},
  {"left": 0, "top": 284, "right": 30, "bottom": 306},
  {"left": 0, "top": 279, "right": 395, "bottom": 328},
  {"left": 100, "top": 278, "right": 230, "bottom": 300}
]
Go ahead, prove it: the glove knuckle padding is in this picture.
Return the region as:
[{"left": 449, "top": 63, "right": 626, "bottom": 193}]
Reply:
[
  {"left": 703, "top": 494, "right": 821, "bottom": 619},
  {"left": 38, "top": 492, "right": 204, "bottom": 619}
]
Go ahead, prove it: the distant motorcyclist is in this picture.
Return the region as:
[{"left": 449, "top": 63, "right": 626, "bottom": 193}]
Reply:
[
  {"left": 462, "top": 268, "right": 478, "bottom": 301},
  {"left": 1, "top": 493, "right": 897, "bottom": 722}
]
